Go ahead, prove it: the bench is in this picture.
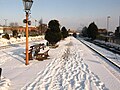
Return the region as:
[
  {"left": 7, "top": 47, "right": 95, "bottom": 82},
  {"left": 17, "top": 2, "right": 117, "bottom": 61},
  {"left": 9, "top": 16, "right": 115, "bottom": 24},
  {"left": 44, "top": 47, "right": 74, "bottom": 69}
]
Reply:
[
  {"left": 36, "top": 49, "right": 49, "bottom": 61},
  {"left": 24, "top": 48, "right": 33, "bottom": 60},
  {"left": 24, "top": 43, "right": 49, "bottom": 60}
]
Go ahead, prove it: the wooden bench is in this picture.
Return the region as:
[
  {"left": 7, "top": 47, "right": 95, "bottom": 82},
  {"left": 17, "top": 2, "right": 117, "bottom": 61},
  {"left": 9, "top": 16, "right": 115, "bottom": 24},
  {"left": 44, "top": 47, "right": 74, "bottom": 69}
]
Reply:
[
  {"left": 36, "top": 49, "right": 49, "bottom": 61},
  {"left": 24, "top": 48, "right": 33, "bottom": 60},
  {"left": 24, "top": 43, "right": 46, "bottom": 60}
]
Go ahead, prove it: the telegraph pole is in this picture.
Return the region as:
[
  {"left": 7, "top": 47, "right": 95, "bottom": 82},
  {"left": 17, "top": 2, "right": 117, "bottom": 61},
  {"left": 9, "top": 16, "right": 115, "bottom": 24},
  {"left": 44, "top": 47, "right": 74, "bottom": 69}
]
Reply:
[{"left": 119, "top": 16, "right": 120, "bottom": 33}]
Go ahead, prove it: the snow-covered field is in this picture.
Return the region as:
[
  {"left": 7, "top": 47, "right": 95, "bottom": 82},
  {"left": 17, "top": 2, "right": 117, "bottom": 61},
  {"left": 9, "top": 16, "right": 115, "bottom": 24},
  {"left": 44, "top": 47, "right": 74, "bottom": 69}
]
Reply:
[{"left": 0, "top": 36, "right": 120, "bottom": 90}]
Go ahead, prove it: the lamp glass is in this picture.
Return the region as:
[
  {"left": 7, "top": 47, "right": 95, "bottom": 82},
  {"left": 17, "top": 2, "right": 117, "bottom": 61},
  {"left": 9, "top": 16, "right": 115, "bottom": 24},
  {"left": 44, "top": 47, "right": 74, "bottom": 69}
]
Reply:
[{"left": 23, "top": 0, "right": 33, "bottom": 12}]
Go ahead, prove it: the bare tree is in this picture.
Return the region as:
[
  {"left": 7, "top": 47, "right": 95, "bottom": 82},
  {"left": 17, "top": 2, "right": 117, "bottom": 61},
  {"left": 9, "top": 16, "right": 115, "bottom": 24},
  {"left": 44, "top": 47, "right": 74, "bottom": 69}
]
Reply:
[
  {"left": 9, "top": 22, "right": 19, "bottom": 27},
  {"left": 38, "top": 18, "right": 43, "bottom": 35}
]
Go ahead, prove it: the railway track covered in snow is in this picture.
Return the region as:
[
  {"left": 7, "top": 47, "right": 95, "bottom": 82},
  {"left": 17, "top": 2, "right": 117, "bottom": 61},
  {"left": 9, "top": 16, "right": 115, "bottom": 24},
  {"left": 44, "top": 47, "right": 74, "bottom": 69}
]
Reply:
[{"left": 78, "top": 38, "right": 120, "bottom": 70}]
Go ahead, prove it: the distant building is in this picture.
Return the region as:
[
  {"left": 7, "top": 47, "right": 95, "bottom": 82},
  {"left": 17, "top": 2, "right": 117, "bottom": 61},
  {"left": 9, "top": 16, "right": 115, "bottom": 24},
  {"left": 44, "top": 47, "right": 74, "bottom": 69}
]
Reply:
[
  {"left": 0, "top": 26, "right": 3, "bottom": 34},
  {"left": 68, "top": 29, "right": 80, "bottom": 36},
  {"left": 2, "top": 24, "right": 48, "bottom": 37},
  {"left": 98, "top": 29, "right": 107, "bottom": 34},
  {"left": 0, "top": 26, "right": 4, "bottom": 38},
  {"left": 37, "top": 24, "right": 47, "bottom": 35},
  {"left": 3, "top": 27, "right": 12, "bottom": 35},
  {"left": 68, "top": 29, "right": 75, "bottom": 36},
  {"left": 3, "top": 26, "right": 44, "bottom": 37}
]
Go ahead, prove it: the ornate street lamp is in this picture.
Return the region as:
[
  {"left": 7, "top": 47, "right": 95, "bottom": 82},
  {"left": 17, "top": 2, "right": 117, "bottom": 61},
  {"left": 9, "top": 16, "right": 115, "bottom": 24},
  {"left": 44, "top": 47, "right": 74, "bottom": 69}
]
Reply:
[{"left": 22, "top": 0, "right": 33, "bottom": 65}]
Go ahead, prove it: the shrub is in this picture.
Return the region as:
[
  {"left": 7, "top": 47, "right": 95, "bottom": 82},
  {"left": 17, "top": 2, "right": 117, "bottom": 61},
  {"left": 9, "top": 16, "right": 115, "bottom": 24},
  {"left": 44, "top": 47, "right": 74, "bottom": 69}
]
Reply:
[
  {"left": 73, "top": 33, "right": 77, "bottom": 38},
  {"left": 61, "top": 26, "right": 68, "bottom": 39},
  {"left": 2, "top": 33, "right": 10, "bottom": 40},
  {"left": 45, "top": 20, "right": 62, "bottom": 45}
]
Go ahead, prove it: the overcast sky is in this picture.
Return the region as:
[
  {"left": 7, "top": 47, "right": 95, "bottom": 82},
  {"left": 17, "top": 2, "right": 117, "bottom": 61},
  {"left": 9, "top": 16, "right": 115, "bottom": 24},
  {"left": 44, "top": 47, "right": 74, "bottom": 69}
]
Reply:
[{"left": 0, "top": 0, "right": 120, "bottom": 31}]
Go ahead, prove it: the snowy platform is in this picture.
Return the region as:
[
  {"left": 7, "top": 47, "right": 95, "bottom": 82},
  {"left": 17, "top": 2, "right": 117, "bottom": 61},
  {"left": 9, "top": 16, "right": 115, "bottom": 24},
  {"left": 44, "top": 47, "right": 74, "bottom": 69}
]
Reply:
[{"left": 0, "top": 36, "right": 120, "bottom": 90}]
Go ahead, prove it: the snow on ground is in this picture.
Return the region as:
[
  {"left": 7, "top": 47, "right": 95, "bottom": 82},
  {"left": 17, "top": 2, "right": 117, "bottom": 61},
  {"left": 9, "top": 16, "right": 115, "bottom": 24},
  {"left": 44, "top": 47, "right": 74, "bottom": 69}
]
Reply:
[
  {"left": 0, "top": 36, "right": 44, "bottom": 47},
  {"left": 0, "top": 36, "right": 120, "bottom": 90},
  {"left": 77, "top": 38, "right": 120, "bottom": 90},
  {"left": 21, "top": 37, "right": 108, "bottom": 90},
  {"left": 0, "top": 76, "right": 10, "bottom": 90}
]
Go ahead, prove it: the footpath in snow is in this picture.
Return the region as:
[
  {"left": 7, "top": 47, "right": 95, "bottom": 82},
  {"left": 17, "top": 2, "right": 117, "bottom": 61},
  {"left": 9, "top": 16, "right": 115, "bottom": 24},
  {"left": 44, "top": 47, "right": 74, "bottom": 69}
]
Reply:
[{"left": 22, "top": 37, "right": 110, "bottom": 90}]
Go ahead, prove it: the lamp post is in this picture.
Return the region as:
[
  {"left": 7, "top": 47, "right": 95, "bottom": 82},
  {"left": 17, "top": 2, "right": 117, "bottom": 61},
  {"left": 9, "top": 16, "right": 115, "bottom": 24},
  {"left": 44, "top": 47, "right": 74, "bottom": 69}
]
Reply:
[
  {"left": 119, "top": 16, "right": 120, "bottom": 33},
  {"left": 107, "top": 16, "right": 110, "bottom": 35},
  {"left": 22, "top": 0, "right": 33, "bottom": 65}
]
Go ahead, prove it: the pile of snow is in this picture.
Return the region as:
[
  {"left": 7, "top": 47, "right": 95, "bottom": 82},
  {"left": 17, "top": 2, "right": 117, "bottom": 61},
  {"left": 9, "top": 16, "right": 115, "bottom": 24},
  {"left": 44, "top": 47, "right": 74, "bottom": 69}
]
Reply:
[
  {"left": 0, "top": 36, "right": 44, "bottom": 47},
  {"left": 0, "top": 36, "right": 44, "bottom": 89},
  {"left": 0, "top": 76, "right": 10, "bottom": 90}
]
